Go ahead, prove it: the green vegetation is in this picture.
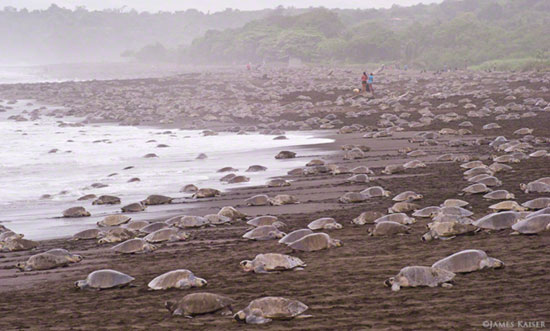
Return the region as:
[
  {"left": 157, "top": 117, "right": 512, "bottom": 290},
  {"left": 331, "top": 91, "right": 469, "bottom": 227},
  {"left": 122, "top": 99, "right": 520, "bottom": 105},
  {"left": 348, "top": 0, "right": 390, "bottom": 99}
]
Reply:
[{"left": 172, "top": 0, "right": 550, "bottom": 70}]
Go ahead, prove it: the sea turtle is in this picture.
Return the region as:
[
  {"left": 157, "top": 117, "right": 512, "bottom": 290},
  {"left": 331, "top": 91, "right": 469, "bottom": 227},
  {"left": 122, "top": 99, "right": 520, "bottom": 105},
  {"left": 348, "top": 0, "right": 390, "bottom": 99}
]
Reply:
[
  {"left": 122, "top": 220, "right": 150, "bottom": 231},
  {"left": 170, "top": 216, "right": 209, "bottom": 229},
  {"left": 489, "top": 201, "right": 526, "bottom": 212},
  {"left": 121, "top": 202, "right": 146, "bottom": 213},
  {"left": 269, "top": 195, "right": 299, "bottom": 206},
  {"left": 361, "top": 186, "right": 391, "bottom": 198},
  {"left": 193, "top": 188, "right": 221, "bottom": 198},
  {"left": 382, "top": 164, "right": 405, "bottom": 175},
  {"left": 16, "top": 252, "right": 70, "bottom": 271},
  {"left": 422, "top": 221, "right": 477, "bottom": 241},
  {"left": 520, "top": 182, "right": 550, "bottom": 193},
  {"left": 368, "top": 221, "right": 410, "bottom": 236},
  {"left": 228, "top": 175, "right": 250, "bottom": 184},
  {"left": 97, "top": 215, "right": 131, "bottom": 227},
  {"left": 72, "top": 228, "right": 104, "bottom": 241},
  {"left": 246, "top": 165, "right": 267, "bottom": 172},
  {"left": 240, "top": 253, "right": 306, "bottom": 273},
  {"left": 165, "top": 293, "right": 234, "bottom": 317},
  {"left": 488, "top": 163, "right": 512, "bottom": 173},
  {"left": 442, "top": 199, "right": 469, "bottom": 208},
  {"left": 142, "top": 194, "right": 173, "bottom": 205},
  {"left": 278, "top": 229, "right": 314, "bottom": 245},
  {"left": 432, "top": 249, "right": 504, "bottom": 273},
  {"left": 243, "top": 226, "right": 285, "bottom": 241},
  {"left": 473, "top": 211, "right": 520, "bottom": 230},
  {"left": 247, "top": 216, "right": 285, "bottom": 228},
  {"left": 275, "top": 151, "right": 296, "bottom": 159},
  {"left": 75, "top": 269, "right": 134, "bottom": 290},
  {"left": 339, "top": 192, "right": 367, "bottom": 204},
  {"left": 403, "top": 160, "right": 426, "bottom": 169},
  {"left": 413, "top": 206, "right": 441, "bottom": 218},
  {"left": 352, "top": 211, "right": 385, "bottom": 225},
  {"left": 245, "top": 194, "right": 270, "bottom": 206},
  {"left": 112, "top": 238, "right": 156, "bottom": 254},
  {"left": 306, "top": 159, "right": 325, "bottom": 166},
  {"left": 437, "top": 206, "right": 473, "bottom": 217},
  {"left": 462, "top": 183, "right": 491, "bottom": 194},
  {"left": 98, "top": 228, "right": 136, "bottom": 244},
  {"left": 388, "top": 202, "right": 420, "bottom": 214},
  {"left": 384, "top": 266, "right": 455, "bottom": 291},
  {"left": 92, "top": 195, "right": 121, "bottom": 205},
  {"left": 307, "top": 218, "right": 342, "bottom": 230},
  {"left": 464, "top": 167, "right": 493, "bottom": 178},
  {"left": 0, "top": 238, "right": 39, "bottom": 252},
  {"left": 204, "top": 214, "right": 232, "bottom": 225},
  {"left": 63, "top": 206, "right": 90, "bottom": 218},
  {"left": 148, "top": 269, "right": 207, "bottom": 290},
  {"left": 0, "top": 231, "right": 23, "bottom": 242},
  {"left": 144, "top": 229, "right": 190, "bottom": 243},
  {"left": 287, "top": 233, "right": 342, "bottom": 252},
  {"left": 483, "top": 190, "right": 515, "bottom": 200},
  {"left": 218, "top": 167, "right": 238, "bottom": 173},
  {"left": 476, "top": 176, "right": 502, "bottom": 187},
  {"left": 511, "top": 215, "right": 550, "bottom": 234},
  {"left": 267, "top": 179, "right": 290, "bottom": 187},
  {"left": 374, "top": 213, "right": 415, "bottom": 225},
  {"left": 522, "top": 198, "right": 550, "bottom": 210},
  {"left": 77, "top": 194, "right": 97, "bottom": 201},
  {"left": 460, "top": 161, "right": 486, "bottom": 169},
  {"left": 393, "top": 191, "right": 423, "bottom": 202},
  {"left": 234, "top": 297, "right": 309, "bottom": 324},
  {"left": 347, "top": 174, "right": 370, "bottom": 183},
  {"left": 140, "top": 222, "right": 170, "bottom": 234},
  {"left": 350, "top": 166, "right": 374, "bottom": 175},
  {"left": 218, "top": 206, "right": 246, "bottom": 221}
]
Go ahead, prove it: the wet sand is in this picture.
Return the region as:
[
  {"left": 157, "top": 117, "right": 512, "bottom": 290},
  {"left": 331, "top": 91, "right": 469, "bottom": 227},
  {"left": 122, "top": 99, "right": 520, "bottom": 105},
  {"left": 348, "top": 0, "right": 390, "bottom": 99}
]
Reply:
[{"left": 1, "top": 70, "right": 550, "bottom": 330}]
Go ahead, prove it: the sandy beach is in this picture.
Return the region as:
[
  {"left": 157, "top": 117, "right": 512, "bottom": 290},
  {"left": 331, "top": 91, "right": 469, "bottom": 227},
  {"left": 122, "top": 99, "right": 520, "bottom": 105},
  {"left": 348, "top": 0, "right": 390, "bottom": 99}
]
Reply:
[{"left": 1, "top": 68, "right": 550, "bottom": 330}]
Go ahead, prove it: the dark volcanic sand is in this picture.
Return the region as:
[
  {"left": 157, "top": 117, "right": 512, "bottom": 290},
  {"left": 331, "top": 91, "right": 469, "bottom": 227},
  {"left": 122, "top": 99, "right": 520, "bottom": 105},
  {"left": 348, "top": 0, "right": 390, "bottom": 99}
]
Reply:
[{"left": 1, "top": 73, "right": 550, "bottom": 330}]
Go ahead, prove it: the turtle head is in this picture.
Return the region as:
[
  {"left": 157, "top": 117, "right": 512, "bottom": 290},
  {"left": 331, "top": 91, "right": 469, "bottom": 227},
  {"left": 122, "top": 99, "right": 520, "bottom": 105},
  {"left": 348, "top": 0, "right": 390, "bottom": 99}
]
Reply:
[
  {"left": 519, "top": 183, "right": 527, "bottom": 192},
  {"left": 239, "top": 260, "right": 255, "bottom": 272},
  {"left": 69, "top": 254, "right": 84, "bottom": 263},
  {"left": 145, "top": 243, "right": 158, "bottom": 252},
  {"left": 367, "top": 227, "right": 373, "bottom": 236},
  {"left": 233, "top": 310, "right": 247, "bottom": 322},
  {"left": 384, "top": 190, "right": 392, "bottom": 197},
  {"left": 421, "top": 231, "right": 434, "bottom": 242},
  {"left": 384, "top": 277, "right": 394, "bottom": 288},
  {"left": 507, "top": 193, "right": 516, "bottom": 199},
  {"left": 75, "top": 280, "right": 88, "bottom": 290},
  {"left": 193, "top": 277, "right": 208, "bottom": 288},
  {"left": 165, "top": 300, "right": 177, "bottom": 314},
  {"left": 484, "top": 257, "right": 504, "bottom": 269},
  {"left": 97, "top": 237, "right": 109, "bottom": 244},
  {"left": 417, "top": 194, "right": 424, "bottom": 200},
  {"left": 269, "top": 231, "right": 285, "bottom": 240},
  {"left": 331, "top": 238, "right": 343, "bottom": 247},
  {"left": 15, "top": 262, "right": 26, "bottom": 271}
]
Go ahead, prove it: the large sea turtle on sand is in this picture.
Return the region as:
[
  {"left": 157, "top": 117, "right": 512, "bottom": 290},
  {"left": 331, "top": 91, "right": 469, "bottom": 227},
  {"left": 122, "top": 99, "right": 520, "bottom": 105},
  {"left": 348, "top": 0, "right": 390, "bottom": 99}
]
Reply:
[
  {"left": 432, "top": 249, "right": 504, "bottom": 273},
  {"left": 75, "top": 269, "right": 134, "bottom": 290},
  {"left": 368, "top": 221, "right": 410, "bottom": 236},
  {"left": 384, "top": 266, "right": 455, "bottom": 291},
  {"left": 98, "top": 228, "right": 136, "bottom": 244},
  {"left": 142, "top": 194, "right": 173, "bottom": 205},
  {"left": 269, "top": 194, "right": 298, "bottom": 206},
  {"left": 92, "top": 195, "right": 121, "bottom": 205},
  {"left": 462, "top": 183, "right": 491, "bottom": 194},
  {"left": 374, "top": 213, "right": 415, "bottom": 225},
  {"left": 489, "top": 201, "right": 526, "bottom": 212},
  {"left": 339, "top": 192, "right": 367, "bottom": 203},
  {"left": 288, "top": 233, "right": 342, "bottom": 252},
  {"left": 361, "top": 186, "right": 391, "bottom": 198},
  {"left": 218, "top": 206, "right": 246, "bottom": 220},
  {"left": 422, "top": 221, "right": 477, "bottom": 241},
  {"left": 165, "top": 293, "right": 234, "bottom": 317},
  {"left": 63, "top": 206, "right": 90, "bottom": 217},
  {"left": 388, "top": 202, "right": 420, "bottom": 214},
  {"left": 247, "top": 216, "right": 285, "bottom": 228},
  {"left": 148, "top": 269, "right": 207, "bottom": 290},
  {"left": 193, "top": 188, "right": 221, "bottom": 198},
  {"left": 240, "top": 253, "right": 306, "bottom": 273},
  {"left": 511, "top": 215, "right": 550, "bottom": 234},
  {"left": 144, "top": 229, "right": 189, "bottom": 243},
  {"left": 72, "top": 228, "right": 104, "bottom": 241},
  {"left": 483, "top": 190, "right": 515, "bottom": 200},
  {"left": 112, "top": 238, "right": 156, "bottom": 254},
  {"left": 307, "top": 218, "right": 342, "bottom": 230},
  {"left": 0, "top": 238, "right": 39, "bottom": 252},
  {"left": 140, "top": 222, "right": 170, "bottom": 234},
  {"left": 352, "top": 211, "right": 385, "bottom": 225},
  {"left": 16, "top": 253, "right": 67, "bottom": 271},
  {"left": 122, "top": 220, "right": 150, "bottom": 231},
  {"left": 243, "top": 226, "right": 285, "bottom": 241},
  {"left": 234, "top": 297, "right": 309, "bottom": 324},
  {"left": 121, "top": 202, "right": 146, "bottom": 213},
  {"left": 97, "top": 215, "right": 131, "bottom": 227},
  {"left": 169, "top": 216, "right": 209, "bottom": 229},
  {"left": 522, "top": 198, "right": 550, "bottom": 210},
  {"left": 473, "top": 211, "right": 520, "bottom": 230},
  {"left": 393, "top": 191, "right": 423, "bottom": 202},
  {"left": 245, "top": 194, "right": 270, "bottom": 206},
  {"left": 278, "top": 229, "right": 313, "bottom": 245}
]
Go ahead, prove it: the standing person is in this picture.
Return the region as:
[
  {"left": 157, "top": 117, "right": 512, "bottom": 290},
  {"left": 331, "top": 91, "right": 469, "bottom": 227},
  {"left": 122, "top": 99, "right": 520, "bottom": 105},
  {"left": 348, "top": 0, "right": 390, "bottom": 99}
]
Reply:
[
  {"left": 368, "top": 72, "right": 374, "bottom": 97},
  {"left": 361, "top": 72, "right": 368, "bottom": 93}
]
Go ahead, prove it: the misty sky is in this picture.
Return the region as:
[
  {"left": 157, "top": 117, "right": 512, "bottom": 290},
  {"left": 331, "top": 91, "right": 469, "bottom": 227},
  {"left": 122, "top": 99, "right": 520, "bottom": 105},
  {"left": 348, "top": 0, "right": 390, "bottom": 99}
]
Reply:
[{"left": 4, "top": 1, "right": 443, "bottom": 12}]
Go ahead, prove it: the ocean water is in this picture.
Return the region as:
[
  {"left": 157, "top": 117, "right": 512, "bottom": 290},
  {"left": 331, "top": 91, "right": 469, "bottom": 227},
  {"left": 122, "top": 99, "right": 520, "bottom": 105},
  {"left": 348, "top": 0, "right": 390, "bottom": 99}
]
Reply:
[{"left": 0, "top": 100, "right": 333, "bottom": 240}]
